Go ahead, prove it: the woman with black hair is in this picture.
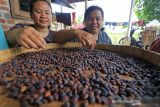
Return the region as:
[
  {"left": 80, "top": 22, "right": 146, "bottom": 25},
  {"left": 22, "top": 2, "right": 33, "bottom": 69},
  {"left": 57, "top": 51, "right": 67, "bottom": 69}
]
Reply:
[{"left": 82, "top": 6, "right": 112, "bottom": 44}]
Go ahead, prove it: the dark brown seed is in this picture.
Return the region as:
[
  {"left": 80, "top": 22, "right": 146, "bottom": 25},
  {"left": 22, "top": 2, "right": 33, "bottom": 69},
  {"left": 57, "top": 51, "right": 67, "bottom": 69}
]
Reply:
[
  {"left": 61, "top": 102, "right": 70, "bottom": 107},
  {"left": 88, "top": 95, "right": 95, "bottom": 104},
  {"left": 80, "top": 101, "right": 89, "bottom": 107},
  {"left": 20, "top": 101, "right": 29, "bottom": 107}
]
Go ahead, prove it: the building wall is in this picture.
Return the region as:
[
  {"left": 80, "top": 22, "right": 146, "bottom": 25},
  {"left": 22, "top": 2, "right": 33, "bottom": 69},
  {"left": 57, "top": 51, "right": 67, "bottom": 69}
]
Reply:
[{"left": 0, "top": 0, "right": 32, "bottom": 31}]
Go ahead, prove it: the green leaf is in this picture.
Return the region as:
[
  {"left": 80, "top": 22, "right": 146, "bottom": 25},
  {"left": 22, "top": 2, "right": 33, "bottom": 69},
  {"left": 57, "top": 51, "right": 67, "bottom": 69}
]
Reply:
[{"left": 134, "top": 0, "right": 160, "bottom": 23}]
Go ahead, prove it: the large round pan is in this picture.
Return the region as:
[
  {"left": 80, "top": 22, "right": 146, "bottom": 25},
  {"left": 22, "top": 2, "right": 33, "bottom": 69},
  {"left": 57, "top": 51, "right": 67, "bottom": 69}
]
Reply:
[{"left": 0, "top": 42, "right": 160, "bottom": 107}]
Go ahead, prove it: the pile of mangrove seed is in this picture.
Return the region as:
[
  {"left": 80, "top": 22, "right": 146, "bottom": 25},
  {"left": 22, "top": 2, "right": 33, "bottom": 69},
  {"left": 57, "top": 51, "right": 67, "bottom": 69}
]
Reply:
[{"left": 0, "top": 48, "right": 160, "bottom": 107}]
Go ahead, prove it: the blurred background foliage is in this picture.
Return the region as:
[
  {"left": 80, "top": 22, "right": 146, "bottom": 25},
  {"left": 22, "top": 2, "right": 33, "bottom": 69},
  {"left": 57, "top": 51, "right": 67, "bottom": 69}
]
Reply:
[{"left": 134, "top": 0, "right": 160, "bottom": 23}]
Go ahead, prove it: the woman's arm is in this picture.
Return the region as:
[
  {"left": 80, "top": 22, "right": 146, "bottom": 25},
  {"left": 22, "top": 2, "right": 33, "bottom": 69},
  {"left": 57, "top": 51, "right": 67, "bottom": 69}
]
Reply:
[
  {"left": 5, "top": 27, "right": 96, "bottom": 49},
  {"left": 5, "top": 28, "right": 22, "bottom": 46},
  {"left": 5, "top": 27, "right": 46, "bottom": 49},
  {"left": 53, "top": 29, "right": 96, "bottom": 49}
]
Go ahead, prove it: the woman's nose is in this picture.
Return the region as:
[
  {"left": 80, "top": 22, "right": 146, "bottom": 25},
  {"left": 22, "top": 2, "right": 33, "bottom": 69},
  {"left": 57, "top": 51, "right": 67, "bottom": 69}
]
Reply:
[
  {"left": 40, "top": 12, "right": 46, "bottom": 18},
  {"left": 92, "top": 18, "right": 97, "bottom": 23}
]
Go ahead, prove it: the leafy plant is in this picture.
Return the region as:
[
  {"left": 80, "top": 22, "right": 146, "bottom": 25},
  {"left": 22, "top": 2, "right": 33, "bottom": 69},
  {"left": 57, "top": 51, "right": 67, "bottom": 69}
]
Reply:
[{"left": 134, "top": 0, "right": 160, "bottom": 23}]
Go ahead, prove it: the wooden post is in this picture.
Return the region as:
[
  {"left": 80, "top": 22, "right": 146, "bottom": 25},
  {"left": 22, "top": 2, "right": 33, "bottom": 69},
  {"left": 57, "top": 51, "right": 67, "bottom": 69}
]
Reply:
[{"left": 127, "top": 0, "right": 134, "bottom": 38}]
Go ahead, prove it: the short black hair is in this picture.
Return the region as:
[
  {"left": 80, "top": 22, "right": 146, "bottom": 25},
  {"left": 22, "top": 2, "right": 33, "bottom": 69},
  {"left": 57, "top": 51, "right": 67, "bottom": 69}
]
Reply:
[
  {"left": 83, "top": 6, "right": 104, "bottom": 23},
  {"left": 30, "top": 0, "right": 52, "bottom": 16}
]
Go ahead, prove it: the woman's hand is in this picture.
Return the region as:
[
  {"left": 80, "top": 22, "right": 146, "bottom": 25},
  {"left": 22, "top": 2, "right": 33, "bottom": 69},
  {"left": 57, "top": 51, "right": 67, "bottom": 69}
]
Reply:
[
  {"left": 74, "top": 29, "right": 96, "bottom": 49},
  {"left": 16, "top": 27, "right": 46, "bottom": 49}
]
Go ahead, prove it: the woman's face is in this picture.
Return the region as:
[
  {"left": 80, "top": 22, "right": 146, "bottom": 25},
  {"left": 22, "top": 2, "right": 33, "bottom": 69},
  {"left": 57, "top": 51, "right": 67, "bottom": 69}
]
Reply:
[
  {"left": 31, "top": 1, "right": 52, "bottom": 29},
  {"left": 84, "top": 10, "right": 104, "bottom": 34}
]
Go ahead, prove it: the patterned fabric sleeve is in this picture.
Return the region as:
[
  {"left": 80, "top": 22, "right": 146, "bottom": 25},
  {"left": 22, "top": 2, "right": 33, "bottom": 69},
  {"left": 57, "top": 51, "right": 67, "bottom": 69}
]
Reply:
[
  {"left": 150, "top": 37, "right": 160, "bottom": 53},
  {"left": 9, "top": 23, "right": 30, "bottom": 30}
]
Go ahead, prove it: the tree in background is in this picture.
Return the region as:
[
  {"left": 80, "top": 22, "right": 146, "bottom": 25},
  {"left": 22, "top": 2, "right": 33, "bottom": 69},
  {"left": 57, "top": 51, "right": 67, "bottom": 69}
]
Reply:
[{"left": 134, "top": 0, "right": 160, "bottom": 23}]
